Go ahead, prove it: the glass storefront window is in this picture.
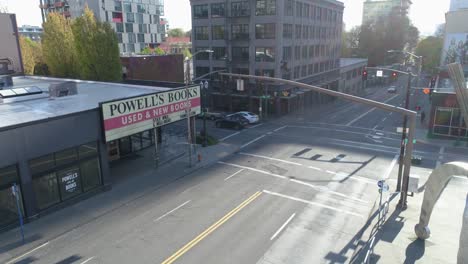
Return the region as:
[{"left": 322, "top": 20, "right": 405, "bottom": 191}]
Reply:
[
  {"left": 131, "top": 133, "right": 142, "bottom": 152},
  {"left": 30, "top": 154, "right": 55, "bottom": 175},
  {"left": 79, "top": 142, "right": 98, "bottom": 159},
  {"left": 0, "top": 165, "right": 24, "bottom": 228},
  {"left": 81, "top": 159, "right": 101, "bottom": 192},
  {"left": 33, "top": 172, "right": 60, "bottom": 210},
  {"left": 55, "top": 148, "right": 78, "bottom": 167}
]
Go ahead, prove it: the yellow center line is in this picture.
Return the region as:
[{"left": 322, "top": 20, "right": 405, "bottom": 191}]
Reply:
[{"left": 161, "top": 191, "right": 262, "bottom": 264}]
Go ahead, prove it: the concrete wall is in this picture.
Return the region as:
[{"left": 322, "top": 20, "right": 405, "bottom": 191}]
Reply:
[
  {"left": 0, "top": 13, "right": 23, "bottom": 73},
  {"left": 0, "top": 110, "right": 110, "bottom": 218}
]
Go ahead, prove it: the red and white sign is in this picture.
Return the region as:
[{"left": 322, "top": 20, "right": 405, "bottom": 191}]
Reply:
[{"left": 101, "top": 86, "right": 201, "bottom": 142}]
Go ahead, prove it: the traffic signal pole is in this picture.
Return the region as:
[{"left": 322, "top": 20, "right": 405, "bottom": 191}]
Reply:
[
  {"left": 396, "top": 72, "right": 412, "bottom": 193},
  {"left": 221, "top": 72, "right": 418, "bottom": 208}
]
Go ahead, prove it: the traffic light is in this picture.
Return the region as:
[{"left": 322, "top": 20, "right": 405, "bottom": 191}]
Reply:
[
  {"left": 391, "top": 72, "right": 398, "bottom": 78},
  {"left": 423, "top": 88, "right": 431, "bottom": 95},
  {"left": 430, "top": 78, "right": 436, "bottom": 88},
  {"left": 362, "top": 70, "right": 368, "bottom": 81}
]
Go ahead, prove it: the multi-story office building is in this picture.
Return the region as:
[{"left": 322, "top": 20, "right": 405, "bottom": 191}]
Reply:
[
  {"left": 362, "top": 0, "right": 412, "bottom": 25},
  {"left": 18, "top": 25, "right": 43, "bottom": 42},
  {"left": 39, "top": 0, "right": 166, "bottom": 54},
  {"left": 190, "top": 0, "right": 344, "bottom": 115},
  {"left": 450, "top": 0, "right": 468, "bottom": 11}
]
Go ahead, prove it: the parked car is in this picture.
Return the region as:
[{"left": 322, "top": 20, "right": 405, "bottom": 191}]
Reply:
[
  {"left": 196, "top": 109, "right": 225, "bottom": 120},
  {"left": 230, "top": 111, "right": 260, "bottom": 124},
  {"left": 215, "top": 115, "right": 248, "bottom": 130},
  {"left": 387, "top": 86, "right": 397, "bottom": 93}
]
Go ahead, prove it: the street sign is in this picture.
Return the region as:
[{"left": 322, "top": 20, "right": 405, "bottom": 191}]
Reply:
[
  {"left": 376, "top": 70, "right": 383, "bottom": 77},
  {"left": 203, "top": 81, "right": 209, "bottom": 89},
  {"left": 397, "top": 127, "right": 409, "bottom": 133}
]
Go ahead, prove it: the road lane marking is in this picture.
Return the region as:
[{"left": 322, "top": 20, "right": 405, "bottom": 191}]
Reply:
[
  {"left": 270, "top": 213, "right": 296, "bottom": 240},
  {"left": 161, "top": 191, "right": 262, "bottom": 264},
  {"left": 239, "top": 152, "right": 303, "bottom": 166},
  {"left": 154, "top": 200, "right": 191, "bottom": 222},
  {"left": 80, "top": 257, "right": 96, "bottom": 264},
  {"left": 249, "top": 123, "right": 264, "bottom": 129},
  {"left": 436, "top": 146, "right": 445, "bottom": 167},
  {"left": 262, "top": 190, "right": 364, "bottom": 218},
  {"left": 382, "top": 117, "right": 387, "bottom": 122},
  {"left": 308, "top": 166, "right": 323, "bottom": 171},
  {"left": 224, "top": 169, "right": 244, "bottom": 181},
  {"left": 5, "top": 242, "right": 50, "bottom": 264},
  {"left": 274, "top": 126, "right": 287, "bottom": 132},
  {"left": 383, "top": 154, "right": 399, "bottom": 180},
  {"left": 346, "top": 94, "right": 399, "bottom": 126},
  {"left": 290, "top": 179, "right": 369, "bottom": 203},
  {"left": 219, "top": 132, "right": 241, "bottom": 141},
  {"left": 373, "top": 125, "right": 379, "bottom": 130},
  {"left": 376, "top": 132, "right": 384, "bottom": 136},
  {"left": 240, "top": 135, "right": 266, "bottom": 149},
  {"left": 219, "top": 162, "right": 369, "bottom": 203},
  {"left": 218, "top": 162, "right": 287, "bottom": 179}
]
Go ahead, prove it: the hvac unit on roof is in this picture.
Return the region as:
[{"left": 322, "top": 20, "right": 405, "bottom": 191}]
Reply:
[{"left": 48, "top": 81, "right": 78, "bottom": 98}]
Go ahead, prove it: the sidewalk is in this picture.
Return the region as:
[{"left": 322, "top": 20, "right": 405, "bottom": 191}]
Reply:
[
  {"left": 0, "top": 142, "right": 239, "bottom": 263},
  {"left": 352, "top": 174, "right": 467, "bottom": 263}
]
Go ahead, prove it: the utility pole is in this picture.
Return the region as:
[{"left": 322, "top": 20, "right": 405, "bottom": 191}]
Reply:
[
  {"left": 396, "top": 71, "right": 412, "bottom": 193},
  {"left": 185, "top": 58, "right": 193, "bottom": 167}
]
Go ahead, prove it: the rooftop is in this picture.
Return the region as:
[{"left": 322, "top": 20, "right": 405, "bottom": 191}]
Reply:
[
  {"left": 340, "top": 58, "right": 368, "bottom": 68},
  {"left": 0, "top": 76, "right": 173, "bottom": 130}
]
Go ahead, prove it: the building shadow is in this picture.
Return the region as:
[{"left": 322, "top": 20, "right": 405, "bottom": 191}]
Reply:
[{"left": 0, "top": 234, "right": 42, "bottom": 254}]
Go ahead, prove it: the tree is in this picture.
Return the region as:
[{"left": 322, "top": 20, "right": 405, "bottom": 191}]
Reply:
[
  {"left": 182, "top": 48, "right": 191, "bottom": 59},
  {"left": 154, "top": 47, "right": 165, "bottom": 55},
  {"left": 72, "top": 7, "right": 121, "bottom": 81},
  {"left": 19, "top": 36, "right": 36, "bottom": 74},
  {"left": 185, "top": 29, "right": 192, "bottom": 38},
  {"left": 435, "top": 23, "right": 445, "bottom": 38},
  {"left": 140, "top": 46, "right": 153, "bottom": 55},
  {"left": 42, "top": 12, "right": 78, "bottom": 77},
  {"left": 167, "top": 28, "right": 185, "bottom": 38},
  {"left": 341, "top": 26, "right": 361, "bottom": 57},
  {"left": 415, "top": 36, "right": 443, "bottom": 74}
]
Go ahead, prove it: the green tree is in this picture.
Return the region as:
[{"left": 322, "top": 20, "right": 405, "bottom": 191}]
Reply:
[
  {"left": 42, "top": 12, "right": 78, "bottom": 77},
  {"left": 341, "top": 26, "right": 360, "bottom": 58},
  {"left": 154, "top": 47, "right": 165, "bottom": 55},
  {"left": 140, "top": 46, "right": 153, "bottom": 55},
  {"left": 182, "top": 48, "right": 191, "bottom": 59},
  {"left": 19, "top": 36, "right": 35, "bottom": 74},
  {"left": 72, "top": 7, "right": 121, "bottom": 81},
  {"left": 415, "top": 36, "right": 443, "bottom": 74},
  {"left": 167, "top": 28, "right": 185, "bottom": 37}
]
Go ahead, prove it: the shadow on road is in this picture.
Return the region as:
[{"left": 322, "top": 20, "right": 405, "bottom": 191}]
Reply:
[{"left": 0, "top": 234, "right": 42, "bottom": 255}]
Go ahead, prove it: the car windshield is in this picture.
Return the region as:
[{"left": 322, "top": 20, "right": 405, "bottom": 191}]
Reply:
[{"left": 5, "top": 1, "right": 466, "bottom": 264}]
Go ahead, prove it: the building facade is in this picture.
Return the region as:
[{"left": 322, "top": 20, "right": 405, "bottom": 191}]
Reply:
[
  {"left": 339, "top": 58, "right": 367, "bottom": 95},
  {"left": 159, "top": 37, "right": 192, "bottom": 54},
  {"left": 440, "top": 4, "right": 468, "bottom": 66},
  {"left": 450, "top": 0, "right": 468, "bottom": 11},
  {"left": 0, "top": 13, "right": 23, "bottom": 74},
  {"left": 39, "top": 0, "right": 166, "bottom": 54},
  {"left": 362, "top": 0, "right": 412, "bottom": 25},
  {"left": 18, "top": 25, "right": 43, "bottom": 42},
  {"left": 190, "top": 0, "right": 344, "bottom": 115}
]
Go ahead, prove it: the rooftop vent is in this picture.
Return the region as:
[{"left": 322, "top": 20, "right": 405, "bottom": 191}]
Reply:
[{"left": 49, "top": 81, "right": 78, "bottom": 98}]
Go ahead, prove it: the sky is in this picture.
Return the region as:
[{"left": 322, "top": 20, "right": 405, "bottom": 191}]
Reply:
[{"left": 0, "top": 0, "right": 450, "bottom": 36}]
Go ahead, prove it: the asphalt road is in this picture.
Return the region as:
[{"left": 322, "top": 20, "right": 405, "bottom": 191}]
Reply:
[{"left": 4, "top": 80, "right": 467, "bottom": 264}]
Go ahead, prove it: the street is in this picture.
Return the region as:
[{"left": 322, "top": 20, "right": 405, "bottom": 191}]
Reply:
[{"left": 2, "top": 82, "right": 467, "bottom": 264}]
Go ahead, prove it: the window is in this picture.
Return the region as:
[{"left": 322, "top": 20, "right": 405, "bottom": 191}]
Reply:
[
  {"left": 314, "top": 63, "right": 319, "bottom": 73},
  {"left": 283, "top": 46, "right": 292, "bottom": 61},
  {"left": 231, "top": 1, "right": 249, "bottom": 17},
  {"left": 283, "top": 24, "right": 293, "bottom": 39},
  {"left": 114, "top": 1, "right": 122, "bottom": 11},
  {"left": 137, "top": 4, "right": 146, "bottom": 13},
  {"left": 304, "top": 3, "right": 310, "bottom": 17},
  {"left": 194, "top": 26, "right": 209, "bottom": 40},
  {"left": 126, "top": 13, "right": 135, "bottom": 23},
  {"left": 128, "top": 33, "right": 136, "bottom": 43},
  {"left": 137, "top": 33, "right": 145, "bottom": 43},
  {"left": 255, "top": 23, "right": 275, "bottom": 39},
  {"left": 255, "top": 47, "right": 275, "bottom": 62},
  {"left": 294, "top": 66, "right": 300, "bottom": 79},
  {"left": 232, "top": 47, "right": 249, "bottom": 61},
  {"left": 124, "top": 2, "right": 132, "bottom": 12},
  {"left": 316, "top": 6, "right": 321, "bottom": 20},
  {"left": 0, "top": 165, "right": 23, "bottom": 228},
  {"left": 138, "top": 24, "right": 147, "bottom": 33},
  {"left": 112, "top": 12, "right": 123, "bottom": 23},
  {"left": 232, "top": 24, "right": 249, "bottom": 39},
  {"left": 285, "top": 0, "right": 293, "bottom": 16},
  {"left": 315, "top": 45, "right": 319, "bottom": 56},
  {"left": 255, "top": 69, "right": 274, "bottom": 77},
  {"left": 195, "top": 47, "right": 210, "bottom": 60},
  {"left": 136, "top": 13, "right": 143, "bottom": 24},
  {"left": 117, "top": 23, "right": 125, "bottom": 32},
  {"left": 311, "top": 5, "right": 316, "bottom": 19},
  {"left": 294, "top": 46, "right": 300, "bottom": 60},
  {"left": 309, "top": 46, "right": 314, "bottom": 58},
  {"left": 213, "top": 47, "right": 226, "bottom": 60},
  {"left": 212, "top": 25, "right": 225, "bottom": 40},
  {"left": 30, "top": 142, "right": 101, "bottom": 210},
  {"left": 308, "top": 64, "right": 313, "bottom": 75},
  {"left": 193, "top": 4, "right": 209, "bottom": 19},
  {"left": 296, "top": 2, "right": 302, "bottom": 17},
  {"left": 256, "top": 0, "right": 276, "bottom": 16},
  {"left": 303, "top": 25, "right": 308, "bottom": 39},
  {"left": 295, "top": 25, "right": 301, "bottom": 39},
  {"left": 301, "top": 65, "right": 307, "bottom": 77},
  {"left": 196, "top": 67, "right": 210, "bottom": 78},
  {"left": 302, "top": 46, "right": 308, "bottom": 59},
  {"left": 117, "top": 33, "right": 123, "bottom": 43},
  {"left": 211, "top": 3, "right": 225, "bottom": 17}
]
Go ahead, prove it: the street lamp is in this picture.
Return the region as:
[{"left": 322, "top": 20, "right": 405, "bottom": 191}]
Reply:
[{"left": 184, "top": 49, "right": 213, "bottom": 167}]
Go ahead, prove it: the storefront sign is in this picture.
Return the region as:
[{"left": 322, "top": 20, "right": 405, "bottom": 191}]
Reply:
[
  {"left": 101, "top": 86, "right": 201, "bottom": 142},
  {"left": 61, "top": 169, "right": 79, "bottom": 193}
]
